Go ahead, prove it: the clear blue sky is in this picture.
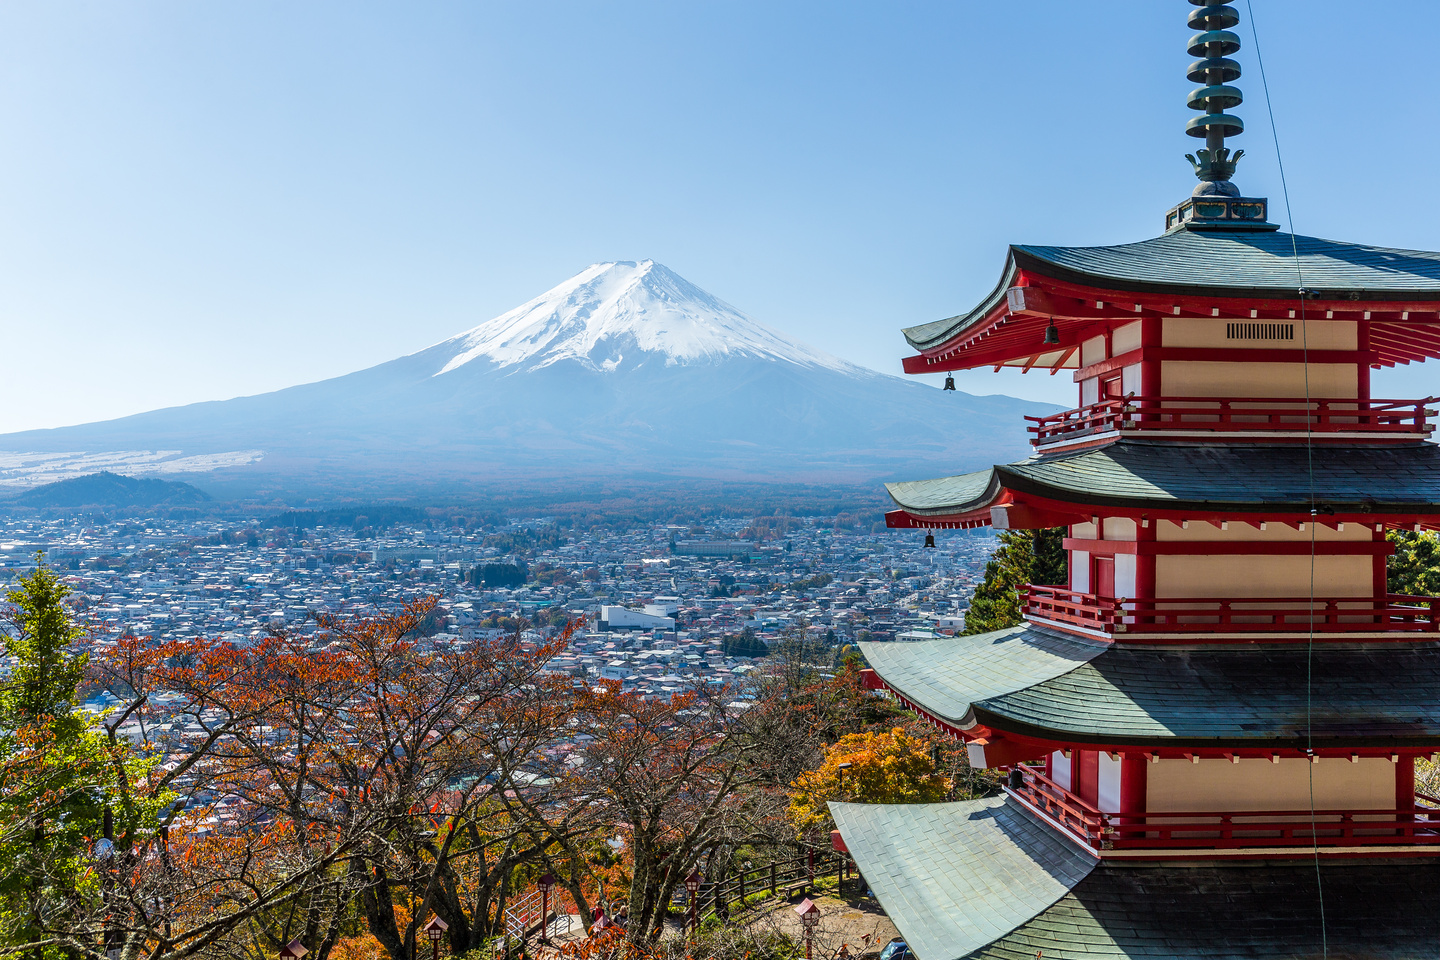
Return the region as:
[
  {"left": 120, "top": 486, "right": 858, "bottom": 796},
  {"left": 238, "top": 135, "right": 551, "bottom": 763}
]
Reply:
[{"left": 2, "top": 1, "right": 1437, "bottom": 433}]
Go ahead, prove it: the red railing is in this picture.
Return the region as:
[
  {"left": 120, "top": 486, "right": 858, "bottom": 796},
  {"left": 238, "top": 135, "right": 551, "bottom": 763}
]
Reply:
[
  {"left": 1008, "top": 766, "right": 1440, "bottom": 852},
  {"left": 1007, "top": 764, "right": 1109, "bottom": 845},
  {"left": 1026, "top": 396, "right": 1437, "bottom": 444},
  {"left": 1024, "top": 585, "right": 1440, "bottom": 635}
]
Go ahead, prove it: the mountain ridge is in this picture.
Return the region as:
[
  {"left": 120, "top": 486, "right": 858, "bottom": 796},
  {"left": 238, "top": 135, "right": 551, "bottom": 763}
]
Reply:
[
  {"left": 0, "top": 261, "right": 1059, "bottom": 490},
  {"left": 428, "top": 260, "right": 861, "bottom": 376}
]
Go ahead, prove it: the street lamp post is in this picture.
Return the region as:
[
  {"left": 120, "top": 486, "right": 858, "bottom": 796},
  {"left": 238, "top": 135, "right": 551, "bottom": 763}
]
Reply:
[
  {"left": 537, "top": 874, "right": 555, "bottom": 944},
  {"left": 422, "top": 915, "right": 449, "bottom": 960},
  {"left": 795, "top": 898, "right": 820, "bottom": 960},
  {"left": 685, "top": 869, "right": 703, "bottom": 936},
  {"left": 836, "top": 760, "right": 855, "bottom": 892}
]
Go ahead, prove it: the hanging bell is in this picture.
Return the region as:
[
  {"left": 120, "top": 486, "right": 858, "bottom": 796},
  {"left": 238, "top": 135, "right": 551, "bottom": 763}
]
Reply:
[
  {"left": 923, "top": 533, "right": 936, "bottom": 549},
  {"left": 1043, "top": 323, "right": 1061, "bottom": 345},
  {"left": 942, "top": 375, "right": 956, "bottom": 392}
]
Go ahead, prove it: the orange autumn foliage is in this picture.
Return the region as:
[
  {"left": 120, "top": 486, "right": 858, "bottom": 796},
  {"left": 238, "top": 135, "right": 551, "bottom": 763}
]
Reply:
[{"left": 787, "top": 728, "right": 949, "bottom": 835}]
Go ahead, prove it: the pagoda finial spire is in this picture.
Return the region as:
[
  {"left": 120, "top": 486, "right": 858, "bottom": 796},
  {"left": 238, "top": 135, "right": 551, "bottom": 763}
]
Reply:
[{"left": 1184, "top": 2, "right": 1245, "bottom": 197}]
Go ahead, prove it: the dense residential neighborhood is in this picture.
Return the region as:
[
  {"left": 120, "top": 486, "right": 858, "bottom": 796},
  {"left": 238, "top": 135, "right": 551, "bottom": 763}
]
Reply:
[{"left": 0, "top": 512, "right": 996, "bottom": 704}]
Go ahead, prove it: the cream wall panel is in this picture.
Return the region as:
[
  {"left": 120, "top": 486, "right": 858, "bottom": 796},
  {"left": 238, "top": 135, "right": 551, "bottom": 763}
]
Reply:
[
  {"left": 1071, "top": 551, "right": 1090, "bottom": 593},
  {"left": 1082, "top": 335, "right": 1108, "bottom": 366},
  {"left": 1103, "top": 518, "right": 1137, "bottom": 541},
  {"left": 1162, "top": 319, "right": 1357, "bottom": 350},
  {"left": 1051, "top": 751, "right": 1072, "bottom": 791},
  {"left": 1147, "top": 758, "right": 1393, "bottom": 813},
  {"left": 1115, "top": 554, "right": 1137, "bottom": 599},
  {"left": 1072, "top": 522, "right": 1098, "bottom": 539},
  {"left": 1112, "top": 321, "right": 1142, "bottom": 356},
  {"left": 1161, "top": 361, "right": 1357, "bottom": 399},
  {"left": 1155, "top": 554, "right": 1372, "bottom": 598},
  {"left": 1122, "top": 363, "right": 1141, "bottom": 396},
  {"left": 1098, "top": 752, "right": 1123, "bottom": 814}
]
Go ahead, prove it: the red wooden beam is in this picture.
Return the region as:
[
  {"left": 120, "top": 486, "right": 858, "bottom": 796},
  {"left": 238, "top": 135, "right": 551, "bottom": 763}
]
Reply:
[
  {"left": 1049, "top": 345, "right": 1079, "bottom": 374},
  {"left": 1062, "top": 538, "right": 1395, "bottom": 557},
  {"left": 908, "top": 269, "right": 1440, "bottom": 371}
]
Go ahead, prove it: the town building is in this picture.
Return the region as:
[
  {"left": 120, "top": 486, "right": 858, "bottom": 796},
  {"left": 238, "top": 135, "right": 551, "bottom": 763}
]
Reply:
[{"left": 833, "top": 4, "right": 1440, "bottom": 957}]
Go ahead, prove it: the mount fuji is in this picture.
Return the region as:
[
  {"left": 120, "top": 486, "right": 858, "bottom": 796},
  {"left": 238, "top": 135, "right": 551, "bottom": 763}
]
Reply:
[{"left": 0, "top": 261, "right": 1057, "bottom": 490}]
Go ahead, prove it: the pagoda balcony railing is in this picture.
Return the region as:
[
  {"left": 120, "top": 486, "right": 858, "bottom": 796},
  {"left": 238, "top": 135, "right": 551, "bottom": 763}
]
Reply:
[
  {"left": 1026, "top": 396, "right": 1437, "bottom": 445},
  {"left": 1023, "top": 585, "right": 1440, "bottom": 635},
  {"left": 1008, "top": 765, "right": 1440, "bottom": 852}
]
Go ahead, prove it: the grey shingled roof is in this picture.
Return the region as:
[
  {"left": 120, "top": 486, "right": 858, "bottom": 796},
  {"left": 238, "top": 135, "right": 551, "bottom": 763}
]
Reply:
[
  {"left": 987, "top": 642, "right": 1440, "bottom": 748},
  {"left": 863, "top": 629, "right": 1440, "bottom": 748},
  {"left": 859, "top": 627, "right": 1106, "bottom": 720},
  {"left": 905, "top": 228, "right": 1440, "bottom": 351},
  {"left": 884, "top": 468, "right": 998, "bottom": 516},
  {"left": 967, "top": 859, "right": 1440, "bottom": 959},
  {"left": 886, "top": 439, "right": 1440, "bottom": 517},
  {"left": 836, "top": 798, "right": 1440, "bottom": 959},
  {"left": 830, "top": 798, "right": 1095, "bottom": 960}
]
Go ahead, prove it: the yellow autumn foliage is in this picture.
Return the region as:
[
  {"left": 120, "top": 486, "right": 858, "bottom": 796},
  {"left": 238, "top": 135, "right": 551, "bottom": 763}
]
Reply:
[{"left": 787, "top": 728, "right": 949, "bottom": 835}]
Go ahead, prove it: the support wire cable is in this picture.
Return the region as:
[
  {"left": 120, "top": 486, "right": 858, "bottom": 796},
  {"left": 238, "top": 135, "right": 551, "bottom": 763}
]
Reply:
[{"left": 1246, "top": 3, "right": 1326, "bottom": 956}]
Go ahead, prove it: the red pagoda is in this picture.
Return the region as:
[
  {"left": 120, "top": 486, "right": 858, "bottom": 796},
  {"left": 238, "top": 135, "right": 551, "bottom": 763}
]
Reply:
[{"left": 831, "top": 4, "right": 1440, "bottom": 957}]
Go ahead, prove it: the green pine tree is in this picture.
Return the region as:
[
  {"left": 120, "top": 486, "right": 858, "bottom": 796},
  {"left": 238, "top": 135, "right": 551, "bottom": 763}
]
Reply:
[
  {"left": 963, "top": 528, "right": 1067, "bottom": 635},
  {"left": 1388, "top": 530, "right": 1440, "bottom": 596},
  {"left": 722, "top": 626, "right": 768, "bottom": 658},
  {"left": 0, "top": 563, "right": 158, "bottom": 957}
]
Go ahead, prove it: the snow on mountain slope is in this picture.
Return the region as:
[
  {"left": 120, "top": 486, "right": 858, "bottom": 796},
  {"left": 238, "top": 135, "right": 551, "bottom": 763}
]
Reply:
[
  {"left": 0, "top": 259, "right": 1063, "bottom": 489},
  {"left": 431, "top": 260, "right": 862, "bottom": 376}
]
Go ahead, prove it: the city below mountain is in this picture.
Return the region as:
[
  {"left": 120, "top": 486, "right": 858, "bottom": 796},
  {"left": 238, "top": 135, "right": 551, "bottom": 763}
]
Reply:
[{"left": 0, "top": 261, "right": 1056, "bottom": 492}]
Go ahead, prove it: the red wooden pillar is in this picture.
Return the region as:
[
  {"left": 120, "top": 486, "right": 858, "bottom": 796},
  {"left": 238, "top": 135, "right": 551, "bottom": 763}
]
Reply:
[
  {"left": 1136, "top": 519, "right": 1157, "bottom": 622},
  {"left": 1076, "top": 750, "right": 1100, "bottom": 808},
  {"left": 1120, "top": 754, "right": 1148, "bottom": 814},
  {"left": 1397, "top": 755, "right": 1416, "bottom": 836},
  {"left": 1117, "top": 753, "right": 1149, "bottom": 842},
  {"left": 1374, "top": 524, "right": 1390, "bottom": 603},
  {"left": 1139, "top": 317, "right": 1163, "bottom": 416},
  {"left": 1357, "top": 319, "right": 1372, "bottom": 403}
]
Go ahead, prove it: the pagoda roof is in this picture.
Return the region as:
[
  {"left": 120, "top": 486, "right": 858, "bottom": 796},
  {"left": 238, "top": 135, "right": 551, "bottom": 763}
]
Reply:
[
  {"left": 860, "top": 627, "right": 1440, "bottom": 748},
  {"left": 886, "top": 439, "right": 1440, "bottom": 521},
  {"left": 905, "top": 228, "right": 1440, "bottom": 352},
  {"left": 828, "top": 798, "right": 1095, "bottom": 960},
  {"left": 834, "top": 797, "right": 1440, "bottom": 959}
]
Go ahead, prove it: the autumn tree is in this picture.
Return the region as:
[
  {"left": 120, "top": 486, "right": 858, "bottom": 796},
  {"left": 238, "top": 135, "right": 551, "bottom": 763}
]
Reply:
[
  {"left": 72, "top": 602, "right": 578, "bottom": 960},
  {"left": 963, "top": 528, "right": 1067, "bottom": 634},
  {"left": 84, "top": 627, "right": 397, "bottom": 960},
  {"left": 509, "top": 680, "right": 762, "bottom": 944},
  {"left": 786, "top": 728, "right": 948, "bottom": 837}
]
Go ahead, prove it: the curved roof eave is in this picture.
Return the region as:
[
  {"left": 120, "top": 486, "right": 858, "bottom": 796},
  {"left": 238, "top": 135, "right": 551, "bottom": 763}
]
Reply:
[
  {"left": 887, "top": 441, "right": 1440, "bottom": 518},
  {"left": 864, "top": 634, "right": 1440, "bottom": 749},
  {"left": 858, "top": 627, "right": 1107, "bottom": 729},
  {"left": 831, "top": 798, "right": 1096, "bottom": 960},
  {"left": 884, "top": 467, "right": 1004, "bottom": 517},
  {"left": 902, "top": 229, "right": 1440, "bottom": 354},
  {"left": 902, "top": 253, "right": 1019, "bottom": 352}
]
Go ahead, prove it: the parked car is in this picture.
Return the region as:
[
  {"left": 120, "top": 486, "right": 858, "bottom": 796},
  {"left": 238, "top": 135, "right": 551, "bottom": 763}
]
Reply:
[{"left": 878, "top": 938, "right": 911, "bottom": 960}]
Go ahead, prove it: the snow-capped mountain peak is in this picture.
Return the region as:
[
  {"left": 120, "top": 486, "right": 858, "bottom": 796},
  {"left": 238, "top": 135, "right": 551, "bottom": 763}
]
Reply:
[{"left": 431, "top": 260, "right": 861, "bottom": 376}]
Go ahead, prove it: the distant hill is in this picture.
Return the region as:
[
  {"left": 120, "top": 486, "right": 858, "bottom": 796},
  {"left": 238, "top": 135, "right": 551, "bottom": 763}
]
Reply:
[{"left": 15, "top": 472, "right": 211, "bottom": 508}]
